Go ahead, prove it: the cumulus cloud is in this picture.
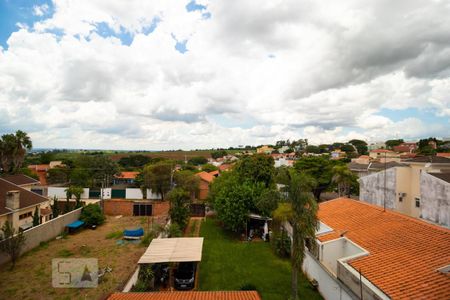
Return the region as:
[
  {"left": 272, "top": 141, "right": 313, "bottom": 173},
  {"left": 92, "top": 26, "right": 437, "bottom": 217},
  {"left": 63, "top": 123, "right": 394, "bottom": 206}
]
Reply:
[{"left": 0, "top": 0, "right": 449, "bottom": 149}]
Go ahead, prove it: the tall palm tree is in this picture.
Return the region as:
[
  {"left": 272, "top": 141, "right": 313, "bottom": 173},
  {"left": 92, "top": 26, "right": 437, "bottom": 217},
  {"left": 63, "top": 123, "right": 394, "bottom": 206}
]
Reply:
[
  {"left": 332, "top": 165, "right": 354, "bottom": 197},
  {"left": 274, "top": 173, "right": 318, "bottom": 300},
  {"left": 12, "top": 130, "right": 32, "bottom": 173}
]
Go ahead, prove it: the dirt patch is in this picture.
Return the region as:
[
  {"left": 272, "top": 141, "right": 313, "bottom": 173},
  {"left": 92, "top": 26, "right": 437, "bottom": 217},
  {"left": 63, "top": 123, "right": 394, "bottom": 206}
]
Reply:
[
  {"left": 0, "top": 216, "right": 166, "bottom": 300},
  {"left": 184, "top": 217, "right": 203, "bottom": 237}
]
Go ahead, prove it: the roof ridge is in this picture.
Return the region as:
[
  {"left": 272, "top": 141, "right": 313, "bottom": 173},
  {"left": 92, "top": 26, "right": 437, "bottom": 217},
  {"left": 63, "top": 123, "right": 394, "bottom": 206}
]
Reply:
[
  {"left": 323, "top": 197, "right": 450, "bottom": 233},
  {"left": 0, "top": 178, "right": 48, "bottom": 200}
]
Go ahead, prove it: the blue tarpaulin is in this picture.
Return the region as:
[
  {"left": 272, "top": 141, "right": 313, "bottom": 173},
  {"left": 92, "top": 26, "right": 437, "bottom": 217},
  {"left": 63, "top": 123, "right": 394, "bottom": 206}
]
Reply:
[
  {"left": 123, "top": 227, "right": 144, "bottom": 237},
  {"left": 66, "top": 220, "right": 85, "bottom": 229}
]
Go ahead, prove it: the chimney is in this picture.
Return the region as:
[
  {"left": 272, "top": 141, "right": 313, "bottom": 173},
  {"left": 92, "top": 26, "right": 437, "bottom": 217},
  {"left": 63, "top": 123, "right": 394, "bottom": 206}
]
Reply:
[{"left": 6, "top": 190, "right": 20, "bottom": 210}]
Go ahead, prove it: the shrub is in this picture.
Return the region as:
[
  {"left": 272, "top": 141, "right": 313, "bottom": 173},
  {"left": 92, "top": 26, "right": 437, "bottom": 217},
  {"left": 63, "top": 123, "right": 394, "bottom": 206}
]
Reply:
[
  {"left": 141, "top": 231, "right": 156, "bottom": 246},
  {"left": 80, "top": 204, "right": 105, "bottom": 227},
  {"left": 271, "top": 230, "right": 291, "bottom": 258},
  {"left": 240, "top": 283, "right": 258, "bottom": 291},
  {"left": 167, "top": 223, "right": 182, "bottom": 237}
]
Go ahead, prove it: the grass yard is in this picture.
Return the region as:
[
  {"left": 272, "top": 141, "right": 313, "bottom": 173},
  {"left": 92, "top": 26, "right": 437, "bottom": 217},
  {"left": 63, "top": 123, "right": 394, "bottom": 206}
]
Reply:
[
  {"left": 0, "top": 216, "right": 162, "bottom": 300},
  {"left": 198, "top": 218, "right": 323, "bottom": 300}
]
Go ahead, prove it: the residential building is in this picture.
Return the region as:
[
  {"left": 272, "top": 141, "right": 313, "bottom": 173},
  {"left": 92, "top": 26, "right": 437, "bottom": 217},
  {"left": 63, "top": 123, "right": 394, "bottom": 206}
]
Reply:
[
  {"left": 437, "top": 152, "right": 450, "bottom": 158},
  {"left": 1, "top": 174, "right": 40, "bottom": 191},
  {"left": 302, "top": 198, "right": 450, "bottom": 300},
  {"left": 0, "top": 178, "right": 50, "bottom": 232},
  {"left": 108, "top": 291, "right": 261, "bottom": 300},
  {"left": 348, "top": 161, "right": 402, "bottom": 178},
  {"left": 195, "top": 171, "right": 215, "bottom": 200},
  {"left": 330, "top": 149, "right": 346, "bottom": 160},
  {"left": 27, "top": 164, "right": 50, "bottom": 185},
  {"left": 256, "top": 145, "right": 274, "bottom": 154},
  {"left": 113, "top": 171, "right": 140, "bottom": 185},
  {"left": 359, "top": 156, "right": 450, "bottom": 227},
  {"left": 392, "top": 142, "right": 417, "bottom": 153},
  {"left": 368, "top": 149, "right": 400, "bottom": 162}
]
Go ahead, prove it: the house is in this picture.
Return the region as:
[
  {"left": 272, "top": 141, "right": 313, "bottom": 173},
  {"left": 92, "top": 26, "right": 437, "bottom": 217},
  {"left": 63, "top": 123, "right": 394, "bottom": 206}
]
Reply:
[
  {"left": 392, "top": 142, "right": 417, "bottom": 153},
  {"left": 367, "top": 141, "right": 386, "bottom": 150},
  {"left": 27, "top": 164, "right": 50, "bottom": 185},
  {"left": 0, "top": 178, "right": 50, "bottom": 232},
  {"left": 302, "top": 198, "right": 450, "bottom": 300},
  {"left": 108, "top": 291, "right": 261, "bottom": 300},
  {"left": 330, "top": 149, "right": 346, "bottom": 160},
  {"left": 195, "top": 171, "right": 215, "bottom": 200},
  {"left": 1, "top": 174, "right": 40, "bottom": 191},
  {"left": 359, "top": 156, "right": 450, "bottom": 227},
  {"left": 256, "top": 145, "right": 274, "bottom": 154},
  {"left": 351, "top": 155, "right": 370, "bottom": 164},
  {"left": 218, "top": 163, "right": 232, "bottom": 172},
  {"left": 113, "top": 171, "right": 140, "bottom": 185},
  {"left": 368, "top": 149, "right": 400, "bottom": 162},
  {"left": 437, "top": 152, "right": 450, "bottom": 158},
  {"left": 348, "top": 161, "right": 402, "bottom": 178}
]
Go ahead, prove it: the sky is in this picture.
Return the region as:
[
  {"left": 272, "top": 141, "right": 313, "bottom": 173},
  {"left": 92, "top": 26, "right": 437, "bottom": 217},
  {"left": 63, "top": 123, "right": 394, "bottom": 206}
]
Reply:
[{"left": 0, "top": 0, "right": 449, "bottom": 150}]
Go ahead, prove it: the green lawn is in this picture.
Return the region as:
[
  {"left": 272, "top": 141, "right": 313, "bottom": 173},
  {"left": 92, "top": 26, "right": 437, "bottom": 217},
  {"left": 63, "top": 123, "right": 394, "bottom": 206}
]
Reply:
[{"left": 198, "top": 218, "right": 323, "bottom": 300}]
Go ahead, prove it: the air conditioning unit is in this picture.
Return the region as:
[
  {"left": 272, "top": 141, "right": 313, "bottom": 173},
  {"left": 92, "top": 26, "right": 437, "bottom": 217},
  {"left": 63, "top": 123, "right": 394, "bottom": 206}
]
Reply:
[{"left": 398, "top": 192, "right": 406, "bottom": 197}]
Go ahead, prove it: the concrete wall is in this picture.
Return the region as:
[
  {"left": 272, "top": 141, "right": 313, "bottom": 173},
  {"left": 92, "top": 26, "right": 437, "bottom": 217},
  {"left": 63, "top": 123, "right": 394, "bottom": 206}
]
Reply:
[
  {"left": 146, "top": 189, "right": 162, "bottom": 200},
  {"left": 48, "top": 187, "right": 89, "bottom": 199},
  {"left": 126, "top": 188, "right": 143, "bottom": 200},
  {"left": 359, "top": 167, "right": 397, "bottom": 210},
  {"left": 320, "top": 238, "right": 366, "bottom": 275},
  {"left": 302, "top": 250, "right": 357, "bottom": 300},
  {"left": 420, "top": 172, "right": 450, "bottom": 227},
  {"left": 0, "top": 208, "right": 82, "bottom": 265}
]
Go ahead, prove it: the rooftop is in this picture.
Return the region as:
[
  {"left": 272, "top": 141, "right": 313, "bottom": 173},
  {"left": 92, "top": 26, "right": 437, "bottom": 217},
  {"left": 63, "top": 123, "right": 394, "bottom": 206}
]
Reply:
[
  {"left": 428, "top": 172, "right": 450, "bottom": 184},
  {"left": 402, "top": 155, "right": 450, "bottom": 164},
  {"left": 1, "top": 174, "right": 39, "bottom": 186},
  {"left": 138, "top": 237, "right": 203, "bottom": 264},
  {"left": 114, "top": 171, "right": 140, "bottom": 179},
  {"left": 108, "top": 291, "right": 261, "bottom": 300},
  {"left": 0, "top": 178, "right": 49, "bottom": 216},
  {"left": 437, "top": 153, "right": 450, "bottom": 158},
  {"left": 196, "top": 171, "right": 215, "bottom": 183},
  {"left": 318, "top": 198, "right": 450, "bottom": 300},
  {"left": 370, "top": 149, "right": 393, "bottom": 153}
]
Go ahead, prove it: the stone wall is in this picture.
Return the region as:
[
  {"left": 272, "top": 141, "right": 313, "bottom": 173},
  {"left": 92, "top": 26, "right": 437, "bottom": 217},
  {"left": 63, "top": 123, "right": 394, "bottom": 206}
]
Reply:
[
  {"left": 0, "top": 208, "right": 82, "bottom": 265},
  {"left": 359, "top": 168, "right": 397, "bottom": 210},
  {"left": 420, "top": 172, "right": 450, "bottom": 227}
]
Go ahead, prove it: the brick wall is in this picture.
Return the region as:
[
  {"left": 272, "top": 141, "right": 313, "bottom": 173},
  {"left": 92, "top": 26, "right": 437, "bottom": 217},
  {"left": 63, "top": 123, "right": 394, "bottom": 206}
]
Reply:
[
  {"left": 104, "top": 199, "right": 134, "bottom": 216},
  {"left": 103, "top": 199, "right": 169, "bottom": 217},
  {"left": 198, "top": 180, "right": 209, "bottom": 200}
]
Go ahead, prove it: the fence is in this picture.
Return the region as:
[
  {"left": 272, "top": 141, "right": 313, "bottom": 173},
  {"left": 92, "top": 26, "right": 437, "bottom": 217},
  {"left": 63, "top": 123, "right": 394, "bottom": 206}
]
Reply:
[
  {"left": 47, "top": 187, "right": 161, "bottom": 200},
  {"left": 0, "top": 208, "right": 82, "bottom": 265}
]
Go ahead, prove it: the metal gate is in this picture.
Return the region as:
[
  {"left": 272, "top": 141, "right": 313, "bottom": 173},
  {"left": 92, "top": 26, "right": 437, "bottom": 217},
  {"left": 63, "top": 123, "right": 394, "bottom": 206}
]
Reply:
[
  {"left": 111, "top": 189, "right": 126, "bottom": 199},
  {"left": 190, "top": 203, "right": 206, "bottom": 217}
]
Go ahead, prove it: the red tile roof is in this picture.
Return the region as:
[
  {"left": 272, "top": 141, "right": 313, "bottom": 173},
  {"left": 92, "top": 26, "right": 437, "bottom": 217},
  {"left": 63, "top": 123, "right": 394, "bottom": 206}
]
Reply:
[
  {"left": 0, "top": 178, "right": 49, "bottom": 216},
  {"left": 219, "top": 164, "right": 232, "bottom": 171},
  {"left": 209, "top": 170, "right": 219, "bottom": 176},
  {"left": 28, "top": 164, "right": 50, "bottom": 171},
  {"left": 1, "top": 174, "right": 39, "bottom": 186},
  {"left": 108, "top": 291, "right": 261, "bottom": 300},
  {"left": 318, "top": 198, "right": 450, "bottom": 300},
  {"left": 370, "top": 149, "right": 393, "bottom": 153},
  {"left": 115, "top": 172, "right": 140, "bottom": 179},
  {"left": 437, "top": 152, "right": 450, "bottom": 158},
  {"left": 196, "top": 171, "right": 215, "bottom": 183}
]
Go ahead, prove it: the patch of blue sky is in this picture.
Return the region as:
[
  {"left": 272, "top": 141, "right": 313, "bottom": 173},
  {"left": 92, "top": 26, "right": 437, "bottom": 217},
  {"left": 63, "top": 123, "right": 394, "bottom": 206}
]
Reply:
[
  {"left": 202, "top": 12, "right": 211, "bottom": 19},
  {"left": 0, "top": 0, "right": 54, "bottom": 49},
  {"left": 186, "top": 1, "right": 207, "bottom": 12},
  {"left": 142, "top": 17, "right": 161, "bottom": 35},
  {"left": 208, "top": 114, "right": 258, "bottom": 129},
  {"left": 94, "top": 22, "right": 133, "bottom": 46},
  {"left": 379, "top": 107, "right": 449, "bottom": 125},
  {"left": 171, "top": 33, "right": 188, "bottom": 53}
]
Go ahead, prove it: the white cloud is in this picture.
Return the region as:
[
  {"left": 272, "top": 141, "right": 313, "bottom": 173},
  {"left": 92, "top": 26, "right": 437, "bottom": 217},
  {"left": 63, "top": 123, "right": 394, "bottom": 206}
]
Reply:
[
  {"left": 1, "top": 0, "right": 450, "bottom": 149},
  {"left": 33, "top": 4, "right": 49, "bottom": 17}
]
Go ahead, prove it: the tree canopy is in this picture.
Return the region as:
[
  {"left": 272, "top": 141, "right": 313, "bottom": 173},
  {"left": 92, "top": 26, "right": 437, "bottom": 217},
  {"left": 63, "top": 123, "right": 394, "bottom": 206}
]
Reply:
[
  {"left": 0, "top": 130, "right": 32, "bottom": 174},
  {"left": 142, "top": 160, "right": 173, "bottom": 200}
]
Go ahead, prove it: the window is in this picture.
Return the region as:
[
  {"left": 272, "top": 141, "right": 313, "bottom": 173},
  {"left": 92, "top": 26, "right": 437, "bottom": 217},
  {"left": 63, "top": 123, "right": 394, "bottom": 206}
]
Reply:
[
  {"left": 415, "top": 197, "right": 420, "bottom": 208},
  {"left": 133, "top": 204, "right": 152, "bottom": 216},
  {"left": 399, "top": 197, "right": 403, "bottom": 202},
  {"left": 19, "top": 212, "right": 32, "bottom": 220}
]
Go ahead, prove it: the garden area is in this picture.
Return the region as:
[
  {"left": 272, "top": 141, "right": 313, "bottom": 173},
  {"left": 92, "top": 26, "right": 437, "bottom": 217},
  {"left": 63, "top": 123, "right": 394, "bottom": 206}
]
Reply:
[
  {"left": 0, "top": 215, "right": 163, "bottom": 300},
  {"left": 198, "top": 217, "right": 323, "bottom": 300}
]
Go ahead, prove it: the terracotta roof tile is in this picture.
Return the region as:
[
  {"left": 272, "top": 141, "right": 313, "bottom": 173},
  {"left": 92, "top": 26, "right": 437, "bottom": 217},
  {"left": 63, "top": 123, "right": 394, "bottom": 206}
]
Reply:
[
  {"left": 108, "top": 291, "right": 261, "bottom": 300},
  {"left": 318, "top": 198, "right": 450, "bottom": 300},
  {"left": 0, "top": 178, "right": 48, "bottom": 216},
  {"left": 115, "top": 172, "right": 140, "bottom": 179},
  {"left": 1, "top": 174, "right": 39, "bottom": 186},
  {"left": 196, "top": 171, "right": 215, "bottom": 183}
]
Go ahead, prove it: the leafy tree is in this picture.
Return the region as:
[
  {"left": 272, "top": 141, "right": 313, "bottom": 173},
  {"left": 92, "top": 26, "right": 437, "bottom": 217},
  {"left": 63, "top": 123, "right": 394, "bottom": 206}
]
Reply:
[
  {"left": 0, "top": 130, "right": 32, "bottom": 174},
  {"left": 74, "top": 155, "right": 119, "bottom": 187},
  {"left": 47, "top": 167, "right": 70, "bottom": 185},
  {"left": 305, "top": 145, "right": 320, "bottom": 154},
  {"left": 235, "top": 154, "right": 275, "bottom": 188},
  {"left": 69, "top": 168, "right": 90, "bottom": 187},
  {"left": 188, "top": 156, "right": 208, "bottom": 165},
  {"left": 80, "top": 204, "right": 105, "bottom": 227},
  {"left": 143, "top": 161, "right": 173, "bottom": 201},
  {"left": 274, "top": 166, "right": 291, "bottom": 186},
  {"left": 210, "top": 172, "right": 263, "bottom": 232},
  {"left": 340, "top": 144, "right": 356, "bottom": 153},
  {"left": 39, "top": 152, "right": 55, "bottom": 164},
  {"left": 66, "top": 186, "right": 84, "bottom": 208},
  {"left": 168, "top": 188, "right": 191, "bottom": 230},
  {"left": 417, "top": 137, "right": 438, "bottom": 155},
  {"left": 255, "top": 189, "right": 281, "bottom": 217},
  {"left": 385, "top": 139, "right": 404, "bottom": 149},
  {"left": 32, "top": 206, "right": 40, "bottom": 226},
  {"left": 211, "top": 150, "right": 227, "bottom": 159},
  {"left": 294, "top": 156, "right": 334, "bottom": 200},
  {"left": 118, "top": 155, "right": 151, "bottom": 169},
  {"left": 348, "top": 139, "right": 368, "bottom": 155},
  {"left": 0, "top": 220, "right": 26, "bottom": 269},
  {"left": 201, "top": 163, "right": 218, "bottom": 173},
  {"left": 274, "top": 173, "right": 318, "bottom": 300},
  {"left": 174, "top": 170, "right": 200, "bottom": 199},
  {"left": 167, "top": 223, "right": 182, "bottom": 237},
  {"left": 318, "top": 144, "right": 330, "bottom": 153},
  {"left": 331, "top": 165, "right": 356, "bottom": 197}
]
